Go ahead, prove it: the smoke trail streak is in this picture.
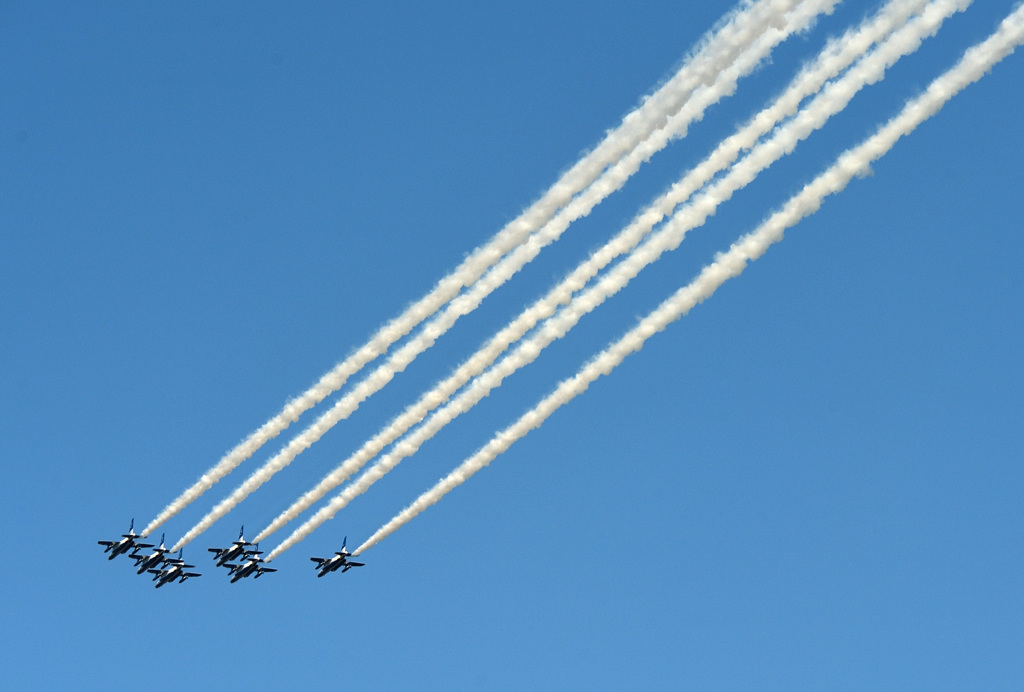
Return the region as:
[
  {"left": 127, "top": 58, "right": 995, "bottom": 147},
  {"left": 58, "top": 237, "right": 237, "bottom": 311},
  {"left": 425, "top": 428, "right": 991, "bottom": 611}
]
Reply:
[
  {"left": 171, "top": 1, "right": 835, "bottom": 551},
  {"left": 353, "top": 3, "right": 1024, "bottom": 556},
  {"left": 145, "top": 0, "right": 816, "bottom": 538},
  {"left": 266, "top": 0, "right": 968, "bottom": 559},
  {"left": 254, "top": 0, "right": 929, "bottom": 546}
]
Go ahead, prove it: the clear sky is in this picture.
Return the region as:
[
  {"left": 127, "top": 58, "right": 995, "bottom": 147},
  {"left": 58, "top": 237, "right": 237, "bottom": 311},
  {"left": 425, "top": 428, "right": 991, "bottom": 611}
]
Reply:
[{"left": 2, "top": 1, "right": 1021, "bottom": 689}]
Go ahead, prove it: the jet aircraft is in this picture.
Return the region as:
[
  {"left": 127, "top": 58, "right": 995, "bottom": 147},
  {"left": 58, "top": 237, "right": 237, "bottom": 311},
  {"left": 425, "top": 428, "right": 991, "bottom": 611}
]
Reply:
[
  {"left": 310, "top": 537, "right": 365, "bottom": 577},
  {"left": 223, "top": 545, "right": 277, "bottom": 583},
  {"left": 97, "top": 519, "right": 153, "bottom": 560},
  {"left": 132, "top": 534, "right": 171, "bottom": 575},
  {"left": 148, "top": 550, "right": 202, "bottom": 589},
  {"left": 208, "top": 526, "right": 253, "bottom": 568}
]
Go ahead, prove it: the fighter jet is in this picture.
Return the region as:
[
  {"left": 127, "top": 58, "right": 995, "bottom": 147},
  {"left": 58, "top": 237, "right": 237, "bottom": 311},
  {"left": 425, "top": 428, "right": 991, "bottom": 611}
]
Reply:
[
  {"left": 310, "top": 537, "right": 365, "bottom": 577},
  {"left": 97, "top": 519, "right": 153, "bottom": 560},
  {"left": 223, "top": 545, "right": 277, "bottom": 583},
  {"left": 148, "top": 550, "right": 201, "bottom": 589},
  {"left": 131, "top": 534, "right": 171, "bottom": 575},
  {"left": 207, "top": 526, "right": 253, "bottom": 568}
]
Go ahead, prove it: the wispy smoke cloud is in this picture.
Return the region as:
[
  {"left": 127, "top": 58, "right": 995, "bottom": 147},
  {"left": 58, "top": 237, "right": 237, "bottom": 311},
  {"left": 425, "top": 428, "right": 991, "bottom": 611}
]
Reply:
[{"left": 353, "top": 2, "right": 1024, "bottom": 556}]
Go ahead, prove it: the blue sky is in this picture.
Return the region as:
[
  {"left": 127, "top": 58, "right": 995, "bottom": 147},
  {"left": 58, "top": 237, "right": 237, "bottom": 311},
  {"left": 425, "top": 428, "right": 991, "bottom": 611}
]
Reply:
[{"left": 2, "top": 1, "right": 1022, "bottom": 689}]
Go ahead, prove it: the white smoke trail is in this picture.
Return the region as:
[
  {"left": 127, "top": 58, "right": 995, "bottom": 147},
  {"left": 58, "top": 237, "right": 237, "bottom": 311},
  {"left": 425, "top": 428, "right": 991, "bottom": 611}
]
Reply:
[
  {"left": 145, "top": 0, "right": 818, "bottom": 538},
  {"left": 254, "top": 0, "right": 931, "bottom": 547},
  {"left": 353, "top": 3, "right": 1024, "bottom": 556},
  {"left": 170, "top": 1, "right": 835, "bottom": 551},
  {"left": 266, "top": 0, "right": 968, "bottom": 559}
]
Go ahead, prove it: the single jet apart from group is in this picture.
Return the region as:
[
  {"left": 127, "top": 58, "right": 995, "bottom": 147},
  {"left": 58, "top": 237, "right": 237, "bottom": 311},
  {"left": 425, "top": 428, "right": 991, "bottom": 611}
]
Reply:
[
  {"left": 207, "top": 526, "right": 253, "bottom": 568},
  {"left": 310, "top": 537, "right": 365, "bottom": 577},
  {"left": 148, "top": 550, "right": 201, "bottom": 589},
  {"left": 98, "top": 519, "right": 153, "bottom": 560},
  {"left": 224, "top": 546, "right": 277, "bottom": 583}
]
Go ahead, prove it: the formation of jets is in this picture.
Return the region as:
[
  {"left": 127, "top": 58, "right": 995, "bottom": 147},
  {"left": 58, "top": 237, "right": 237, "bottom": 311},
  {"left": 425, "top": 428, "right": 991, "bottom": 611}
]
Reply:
[
  {"left": 207, "top": 528, "right": 278, "bottom": 583},
  {"left": 97, "top": 520, "right": 203, "bottom": 588},
  {"left": 203, "top": 528, "right": 278, "bottom": 581},
  {"left": 99, "top": 522, "right": 365, "bottom": 586}
]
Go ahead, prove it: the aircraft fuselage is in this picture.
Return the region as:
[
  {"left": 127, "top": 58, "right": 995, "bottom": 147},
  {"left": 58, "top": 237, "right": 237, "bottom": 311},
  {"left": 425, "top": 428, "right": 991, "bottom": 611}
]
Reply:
[
  {"left": 229, "top": 560, "right": 259, "bottom": 582},
  {"left": 152, "top": 564, "right": 183, "bottom": 588},
  {"left": 134, "top": 550, "right": 167, "bottom": 574},
  {"left": 99, "top": 534, "right": 147, "bottom": 560},
  {"left": 217, "top": 546, "right": 245, "bottom": 566}
]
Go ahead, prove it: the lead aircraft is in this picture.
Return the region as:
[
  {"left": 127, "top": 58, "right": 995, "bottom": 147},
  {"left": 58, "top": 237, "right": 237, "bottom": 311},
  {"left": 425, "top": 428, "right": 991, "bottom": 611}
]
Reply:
[
  {"left": 97, "top": 519, "right": 153, "bottom": 560},
  {"left": 310, "top": 537, "right": 365, "bottom": 577}
]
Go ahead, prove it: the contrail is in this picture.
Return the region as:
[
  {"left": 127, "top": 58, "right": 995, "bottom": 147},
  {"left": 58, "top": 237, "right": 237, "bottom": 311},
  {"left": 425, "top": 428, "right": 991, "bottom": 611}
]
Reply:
[
  {"left": 353, "top": 2, "right": 1024, "bottom": 557},
  {"left": 265, "top": 0, "right": 966, "bottom": 559},
  {"left": 144, "top": 0, "right": 819, "bottom": 538},
  {"left": 170, "top": 0, "right": 835, "bottom": 551},
  {"left": 254, "top": 0, "right": 933, "bottom": 547}
]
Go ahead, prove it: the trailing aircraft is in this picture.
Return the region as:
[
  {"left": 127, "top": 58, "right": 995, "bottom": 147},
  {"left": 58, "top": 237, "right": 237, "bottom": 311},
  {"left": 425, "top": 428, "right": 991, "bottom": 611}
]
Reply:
[
  {"left": 132, "top": 534, "right": 171, "bottom": 575},
  {"left": 97, "top": 519, "right": 153, "bottom": 561},
  {"left": 310, "top": 537, "right": 365, "bottom": 577},
  {"left": 148, "top": 550, "right": 201, "bottom": 589},
  {"left": 224, "top": 545, "right": 277, "bottom": 583},
  {"left": 207, "top": 526, "right": 253, "bottom": 568}
]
